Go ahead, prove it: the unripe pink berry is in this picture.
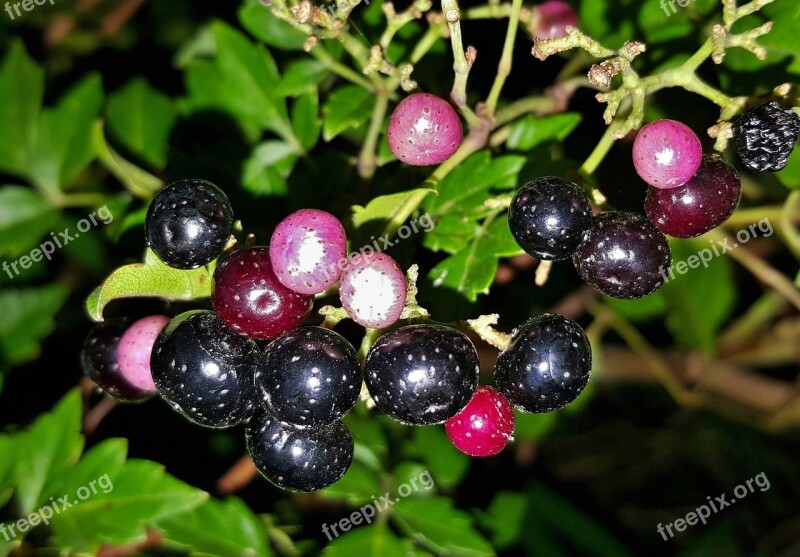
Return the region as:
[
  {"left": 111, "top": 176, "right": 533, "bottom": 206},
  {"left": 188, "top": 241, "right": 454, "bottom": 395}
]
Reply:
[
  {"left": 445, "top": 386, "right": 515, "bottom": 457},
  {"left": 387, "top": 93, "right": 463, "bottom": 166},
  {"left": 530, "top": 0, "right": 578, "bottom": 40},
  {"left": 339, "top": 252, "right": 407, "bottom": 329},
  {"left": 116, "top": 315, "right": 169, "bottom": 395},
  {"left": 632, "top": 119, "right": 703, "bottom": 189}
]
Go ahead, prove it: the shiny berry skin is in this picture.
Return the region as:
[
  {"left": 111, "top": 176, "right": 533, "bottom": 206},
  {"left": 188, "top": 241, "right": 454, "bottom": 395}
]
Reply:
[
  {"left": 256, "top": 327, "right": 361, "bottom": 426},
  {"left": 733, "top": 100, "right": 800, "bottom": 172},
  {"left": 508, "top": 177, "right": 593, "bottom": 260},
  {"left": 530, "top": 0, "right": 578, "bottom": 39},
  {"left": 269, "top": 209, "right": 348, "bottom": 295},
  {"left": 364, "top": 324, "right": 480, "bottom": 425},
  {"left": 145, "top": 179, "right": 233, "bottom": 269},
  {"left": 151, "top": 311, "right": 260, "bottom": 428},
  {"left": 116, "top": 315, "right": 169, "bottom": 395},
  {"left": 339, "top": 252, "right": 407, "bottom": 328},
  {"left": 645, "top": 156, "right": 741, "bottom": 238},
  {"left": 212, "top": 247, "right": 313, "bottom": 340},
  {"left": 445, "top": 386, "right": 515, "bottom": 457},
  {"left": 387, "top": 93, "right": 463, "bottom": 166},
  {"left": 632, "top": 120, "right": 703, "bottom": 189},
  {"left": 245, "top": 413, "right": 354, "bottom": 492},
  {"left": 495, "top": 314, "right": 591, "bottom": 413},
  {"left": 572, "top": 211, "right": 671, "bottom": 299},
  {"left": 81, "top": 318, "right": 155, "bottom": 402}
]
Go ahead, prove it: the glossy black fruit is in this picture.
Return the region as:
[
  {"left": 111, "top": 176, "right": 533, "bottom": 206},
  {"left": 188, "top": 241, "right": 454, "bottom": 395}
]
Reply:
[
  {"left": 495, "top": 313, "right": 592, "bottom": 413},
  {"left": 256, "top": 327, "right": 361, "bottom": 426},
  {"left": 245, "top": 413, "right": 354, "bottom": 492},
  {"left": 151, "top": 311, "right": 259, "bottom": 428},
  {"left": 509, "top": 177, "right": 593, "bottom": 260},
  {"left": 146, "top": 178, "right": 233, "bottom": 269},
  {"left": 733, "top": 101, "right": 800, "bottom": 172},
  {"left": 364, "top": 324, "right": 480, "bottom": 425},
  {"left": 572, "top": 211, "right": 671, "bottom": 299}
]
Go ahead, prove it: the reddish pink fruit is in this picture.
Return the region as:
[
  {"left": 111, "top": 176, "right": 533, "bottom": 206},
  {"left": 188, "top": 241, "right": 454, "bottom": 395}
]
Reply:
[
  {"left": 632, "top": 119, "right": 703, "bottom": 189},
  {"left": 339, "top": 252, "right": 407, "bottom": 329},
  {"left": 530, "top": 0, "right": 578, "bottom": 40},
  {"left": 269, "top": 209, "right": 348, "bottom": 295},
  {"left": 116, "top": 315, "right": 169, "bottom": 395},
  {"left": 445, "top": 386, "right": 515, "bottom": 457},
  {"left": 387, "top": 93, "right": 463, "bottom": 166}
]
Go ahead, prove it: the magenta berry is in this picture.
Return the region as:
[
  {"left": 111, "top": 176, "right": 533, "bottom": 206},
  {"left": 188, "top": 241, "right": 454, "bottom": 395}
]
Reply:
[
  {"left": 387, "top": 93, "right": 463, "bottom": 166},
  {"left": 445, "top": 386, "right": 515, "bottom": 457},
  {"left": 632, "top": 119, "right": 703, "bottom": 189},
  {"left": 530, "top": 0, "right": 578, "bottom": 40},
  {"left": 339, "top": 252, "right": 407, "bottom": 328},
  {"left": 645, "top": 156, "right": 741, "bottom": 238},
  {"left": 269, "top": 209, "right": 348, "bottom": 295},
  {"left": 212, "top": 247, "right": 313, "bottom": 340},
  {"left": 116, "top": 315, "right": 169, "bottom": 395}
]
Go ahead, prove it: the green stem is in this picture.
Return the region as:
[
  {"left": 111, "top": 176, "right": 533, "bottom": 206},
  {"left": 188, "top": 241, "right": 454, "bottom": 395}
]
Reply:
[
  {"left": 485, "top": 0, "right": 523, "bottom": 114},
  {"left": 442, "top": 0, "right": 481, "bottom": 127},
  {"left": 578, "top": 119, "right": 621, "bottom": 177},
  {"left": 312, "top": 46, "right": 375, "bottom": 91},
  {"left": 358, "top": 93, "right": 390, "bottom": 179},
  {"left": 494, "top": 95, "right": 556, "bottom": 126}
]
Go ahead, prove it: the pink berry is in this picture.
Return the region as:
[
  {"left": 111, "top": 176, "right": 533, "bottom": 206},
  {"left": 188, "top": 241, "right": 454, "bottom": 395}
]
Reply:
[
  {"left": 339, "top": 252, "right": 407, "bottom": 329},
  {"left": 212, "top": 247, "right": 313, "bottom": 340},
  {"left": 445, "top": 386, "right": 515, "bottom": 457},
  {"left": 530, "top": 0, "right": 578, "bottom": 40},
  {"left": 387, "top": 93, "right": 463, "bottom": 166},
  {"left": 269, "top": 209, "right": 348, "bottom": 295},
  {"left": 116, "top": 315, "right": 169, "bottom": 395},
  {"left": 632, "top": 119, "right": 703, "bottom": 189}
]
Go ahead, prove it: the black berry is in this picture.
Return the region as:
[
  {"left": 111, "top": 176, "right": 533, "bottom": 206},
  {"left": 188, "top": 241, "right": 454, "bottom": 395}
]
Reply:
[
  {"left": 509, "top": 177, "right": 593, "bottom": 260},
  {"left": 146, "top": 178, "right": 234, "bottom": 269},
  {"left": 151, "top": 311, "right": 259, "bottom": 428},
  {"left": 364, "top": 324, "right": 480, "bottom": 425},
  {"left": 245, "top": 412, "right": 354, "bottom": 492},
  {"left": 733, "top": 101, "right": 800, "bottom": 172},
  {"left": 494, "top": 313, "right": 592, "bottom": 413}
]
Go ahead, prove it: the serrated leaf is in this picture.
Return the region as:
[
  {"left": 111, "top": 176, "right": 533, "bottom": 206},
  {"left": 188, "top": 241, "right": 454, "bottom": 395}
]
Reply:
[
  {"left": 0, "top": 186, "right": 60, "bottom": 257},
  {"left": 350, "top": 188, "right": 433, "bottom": 242},
  {"left": 506, "top": 113, "right": 582, "bottom": 151},
  {"left": 324, "top": 526, "right": 418, "bottom": 557},
  {"left": 238, "top": 0, "right": 308, "bottom": 51},
  {"left": 107, "top": 78, "right": 177, "bottom": 169},
  {"left": 0, "top": 285, "right": 69, "bottom": 368},
  {"left": 275, "top": 60, "right": 328, "bottom": 96},
  {"left": 323, "top": 86, "right": 372, "bottom": 141},
  {"left": 47, "top": 439, "right": 127, "bottom": 503},
  {"left": 0, "top": 41, "right": 43, "bottom": 177},
  {"left": 292, "top": 90, "right": 321, "bottom": 151},
  {"left": 243, "top": 140, "right": 298, "bottom": 197},
  {"left": 85, "top": 248, "right": 214, "bottom": 322}
]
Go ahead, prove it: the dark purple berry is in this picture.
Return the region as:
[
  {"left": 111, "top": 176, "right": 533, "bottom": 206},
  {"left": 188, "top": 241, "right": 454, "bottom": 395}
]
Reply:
[
  {"left": 494, "top": 313, "right": 591, "bottom": 413},
  {"left": 146, "top": 179, "right": 233, "bottom": 269},
  {"left": 508, "top": 177, "right": 593, "bottom": 260},
  {"left": 364, "top": 324, "right": 479, "bottom": 425},
  {"left": 572, "top": 211, "right": 671, "bottom": 299},
  {"left": 245, "top": 412, "right": 354, "bottom": 492},
  {"left": 733, "top": 100, "right": 800, "bottom": 172}
]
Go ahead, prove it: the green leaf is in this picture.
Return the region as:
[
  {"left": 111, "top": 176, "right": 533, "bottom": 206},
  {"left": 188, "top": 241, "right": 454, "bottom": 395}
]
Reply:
[
  {"left": 238, "top": 0, "right": 308, "bottom": 51},
  {"left": 242, "top": 140, "right": 298, "bottom": 197},
  {"left": 292, "top": 90, "right": 321, "bottom": 151},
  {"left": 478, "top": 491, "right": 527, "bottom": 549},
  {"left": 407, "top": 427, "right": 469, "bottom": 490},
  {"left": 0, "top": 284, "right": 69, "bottom": 368},
  {"left": 47, "top": 439, "right": 127, "bottom": 502},
  {"left": 107, "top": 78, "right": 177, "bottom": 169},
  {"left": 275, "top": 59, "right": 328, "bottom": 96},
  {"left": 0, "top": 186, "right": 60, "bottom": 257},
  {"left": 606, "top": 291, "right": 666, "bottom": 323},
  {"left": 0, "top": 41, "right": 43, "bottom": 177},
  {"left": 323, "top": 86, "right": 373, "bottom": 141},
  {"left": 513, "top": 411, "right": 557, "bottom": 440},
  {"left": 422, "top": 213, "right": 474, "bottom": 253},
  {"left": 324, "top": 526, "right": 418, "bottom": 557},
  {"left": 159, "top": 497, "right": 270, "bottom": 557},
  {"left": 85, "top": 248, "right": 215, "bottom": 322},
  {"left": 93, "top": 122, "right": 164, "bottom": 199},
  {"left": 320, "top": 460, "right": 383, "bottom": 505},
  {"left": 393, "top": 498, "right": 495, "bottom": 557},
  {"left": 506, "top": 113, "right": 582, "bottom": 151},
  {"left": 350, "top": 188, "right": 433, "bottom": 243},
  {"left": 776, "top": 145, "right": 800, "bottom": 190}
]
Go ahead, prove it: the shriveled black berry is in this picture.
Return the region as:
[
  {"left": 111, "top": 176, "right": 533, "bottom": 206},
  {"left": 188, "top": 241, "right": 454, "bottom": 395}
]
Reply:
[
  {"left": 495, "top": 314, "right": 591, "bottom": 413},
  {"left": 364, "top": 324, "right": 479, "bottom": 425},
  {"left": 508, "top": 177, "right": 593, "bottom": 260},
  {"left": 245, "top": 413, "right": 353, "bottom": 492},
  {"left": 256, "top": 327, "right": 361, "bottom": 426},
  {"left": 146, "top": 179, "right": 233, "bottom": 269},
  {"left": 151, "top": 311, "right": 259, "bottom": 428},
  {"left": 733, "top": 101, "right": 800, "bottom": 172},
  {"left": 572, "top": 211, "right": 671, "bottom": 299}
]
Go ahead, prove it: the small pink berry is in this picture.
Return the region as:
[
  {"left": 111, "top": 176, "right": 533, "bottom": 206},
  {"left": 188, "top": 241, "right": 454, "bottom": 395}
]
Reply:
[
  {"left": 530, "top": 0, "right": 578, "bottom": 40},
  {"left": 387, "top": 93, "right": 463, "bottom": 166},
  {"left": 632, "top": 119, "right": 703, "bottom": 189},
  {"left": 339, "top": 252, "right": 407, "bottom": 329},
  {"left": 117, "top": 315, "right": 169, "bottom": 395},
  {"left": 445, "top": 386, "right": 515, "bottom": 457}
]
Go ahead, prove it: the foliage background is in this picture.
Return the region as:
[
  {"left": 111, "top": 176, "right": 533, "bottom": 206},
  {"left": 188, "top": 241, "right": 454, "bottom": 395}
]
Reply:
[{"left": 0, "top": 0, "right": 799, "bottom": 555}]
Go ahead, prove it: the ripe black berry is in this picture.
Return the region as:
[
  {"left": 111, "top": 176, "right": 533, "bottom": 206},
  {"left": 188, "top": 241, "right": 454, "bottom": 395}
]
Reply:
[
  {"left": 733, "top": 101, "right": 800, "bottom": 172},
  {"left": 146, "top": 179, "right": 234, "bottom": 269},
  {"left": 572, "top": 211, "right": 671, "bottom": 299},
  {"left": 245, "top": 412, "right": 354, "bottom": 492},
  {"left": 508, "top": 177, "right": 593, "bottom": 260},
  {"left": 364, "top": 324, "right": 480, "bottom": 425},
  {"left": 256, "top": 327, "right": 361, "bottom": 426},
  {"left": 151, "top": 311, "right": 259, "bottom": 428},
  {"left": 494, "top": 313, "right": 591, "bottom": 413}
]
